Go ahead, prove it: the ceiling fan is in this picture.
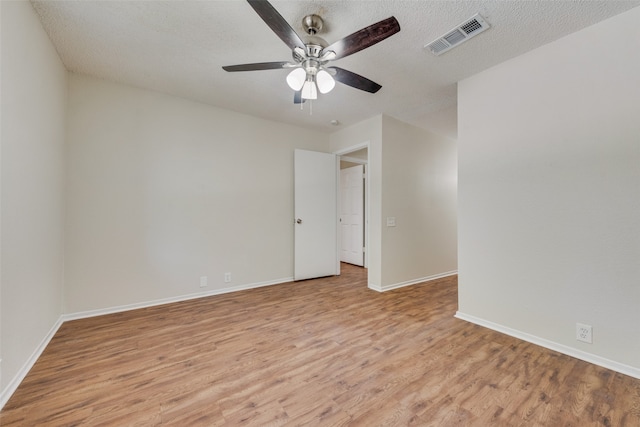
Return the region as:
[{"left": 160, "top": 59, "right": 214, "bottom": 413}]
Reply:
[{"left": 222, "top": 0, "right": 401, "bottom": 104}]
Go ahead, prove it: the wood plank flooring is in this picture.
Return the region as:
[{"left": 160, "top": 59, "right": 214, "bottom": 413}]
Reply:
[{"left": 2, "top": 264, "right": 639, "bottom": 426}]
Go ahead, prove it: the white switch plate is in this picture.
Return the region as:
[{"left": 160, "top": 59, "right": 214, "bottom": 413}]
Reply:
[
  {"left": 386, "top": 217, "right": 396, "bottom": 227},
  {"left": 200, "top": 276, "right": 207, "bottom": 288}
]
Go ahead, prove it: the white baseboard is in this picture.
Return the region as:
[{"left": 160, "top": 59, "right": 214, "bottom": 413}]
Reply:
[
  {"left": 455, "top": 311, "right": 640, "bottom": 380},
  {"left": 63, "top": 277, "right": 295, "bottom": 321},
  {"left": 368, "top": 270, "right": 458, "bottom": 292},
  {"left": 368, "top": 282, "right": 383, "bottom": 292},
  {"left": 1, "top": 276, "right": 294, "bottom": 410},
  {"left": 0, "top": 316, "right": 65, "bottom": 409}
]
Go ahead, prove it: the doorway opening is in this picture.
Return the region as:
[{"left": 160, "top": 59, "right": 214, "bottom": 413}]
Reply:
[{"left": 335, "top": 143, "right": 369, "bottom": 271}]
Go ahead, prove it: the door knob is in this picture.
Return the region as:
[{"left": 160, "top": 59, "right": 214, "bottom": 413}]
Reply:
[{"left": 296, "top": 218, "right": 303, "bottom": 224}]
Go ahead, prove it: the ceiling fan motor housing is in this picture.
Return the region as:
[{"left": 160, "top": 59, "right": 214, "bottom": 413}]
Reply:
[{"left": 305, "top": 42, "right": 325, "bottom": 58}]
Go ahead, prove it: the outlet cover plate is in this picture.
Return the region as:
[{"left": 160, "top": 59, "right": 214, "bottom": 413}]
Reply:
[{"left": 576, "top": 323, "right": 592, "bottom": 343}]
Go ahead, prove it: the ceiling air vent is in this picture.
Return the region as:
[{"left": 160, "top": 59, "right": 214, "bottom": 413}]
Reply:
[{"left": 425, "top": 14, "right": 490, "bottom": 56}]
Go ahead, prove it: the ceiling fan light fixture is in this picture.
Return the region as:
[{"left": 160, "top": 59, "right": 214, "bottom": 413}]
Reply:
[
  {"left": 301, "top": 79, "right": 318, "bottom": 100},
  {"left": 286, "top": 67, "right": 306, "bottom": 91},
  {"left": 316, "top": 69, "right": 335, "bottom": 94}
]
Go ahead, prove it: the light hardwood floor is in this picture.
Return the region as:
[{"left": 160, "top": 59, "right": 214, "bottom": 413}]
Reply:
[{"left": 2, "top": 264, "right": 639, "bottom": 426}]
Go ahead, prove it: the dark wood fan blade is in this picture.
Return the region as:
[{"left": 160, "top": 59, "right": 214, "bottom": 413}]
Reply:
[
  {"left": 247, "top": 0, "right": 305, "bottom": 51},
  {"left": 293, "top": 90, "right": 306, "bottom": 104},
  {"left": 222, "top": 61, "right": 291, "bottom": 72},
  {"left": 329, "top": 67, "right": 382, "bottom": 93},
  {"left": 322, "top": 17, "right": 400, "bottom": 60}
]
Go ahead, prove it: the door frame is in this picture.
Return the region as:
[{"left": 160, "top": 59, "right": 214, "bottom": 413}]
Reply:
[{"left": 334, "top": 142, "right": 369, "bottom": 269}]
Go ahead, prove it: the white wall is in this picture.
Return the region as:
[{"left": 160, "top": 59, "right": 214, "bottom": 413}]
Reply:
[
  {"left": 458, "top": 6, "right": 640, "bottom": 375},
  {"left": 64, "top": 75, "right": 329, "bottom": 314},
  {"left": 1, "top": 0, "right": 67, "bottom": 398},
  {"left": 330, "top": 115, "right": 458, "bottom": 291},
  {"left": 381, "top": 116, "right": 457, "bottom": 289}
]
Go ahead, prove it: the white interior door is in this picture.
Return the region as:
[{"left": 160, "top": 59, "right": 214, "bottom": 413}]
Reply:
[
  {"left": 340, "top": 165, "right": 364, "bottom": 266},
  {"left": 294, "top": 149, "right": 338, "bottom": 281}
]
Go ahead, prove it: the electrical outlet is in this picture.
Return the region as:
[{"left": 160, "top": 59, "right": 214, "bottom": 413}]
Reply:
[
  {"left": 224, "top": 272, "right": 231, "bottom": 283},
  {"left": 200, "top": 276, "right": 207, "bottom": 288},
  {"left": 576, "top": 323, "right": 592, "bottom": 343}
]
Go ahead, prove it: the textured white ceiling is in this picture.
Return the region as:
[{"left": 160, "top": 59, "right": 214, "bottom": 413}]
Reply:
[{"left": 31, "top": 0, "right": 640, "bottom": 139}]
